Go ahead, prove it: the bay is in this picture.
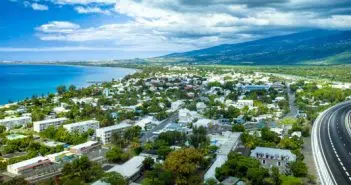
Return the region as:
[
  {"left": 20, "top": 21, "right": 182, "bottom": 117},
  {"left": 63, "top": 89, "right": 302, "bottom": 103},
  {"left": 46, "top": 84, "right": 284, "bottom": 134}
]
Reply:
[{"left": 0, "top": 64, "right": 135, "bottom": 105}]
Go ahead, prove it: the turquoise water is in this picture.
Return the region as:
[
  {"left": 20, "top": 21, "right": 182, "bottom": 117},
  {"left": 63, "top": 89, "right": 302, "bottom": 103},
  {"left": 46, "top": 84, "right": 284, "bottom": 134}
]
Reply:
[{"left": 0, "top": 64, "right": 135, "bottom": 104}]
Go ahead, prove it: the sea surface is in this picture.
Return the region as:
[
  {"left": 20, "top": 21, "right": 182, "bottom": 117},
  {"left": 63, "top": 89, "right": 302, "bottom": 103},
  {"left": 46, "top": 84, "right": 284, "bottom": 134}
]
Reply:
[{"left": 0, "top": 64, "right": 135, "bottom": 105}]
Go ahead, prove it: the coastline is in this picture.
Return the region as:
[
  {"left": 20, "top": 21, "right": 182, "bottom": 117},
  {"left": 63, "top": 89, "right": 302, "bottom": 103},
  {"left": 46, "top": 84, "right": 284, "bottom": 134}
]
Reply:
[{"left": 0, "top": 64, "right": 137, "bottom": 106}]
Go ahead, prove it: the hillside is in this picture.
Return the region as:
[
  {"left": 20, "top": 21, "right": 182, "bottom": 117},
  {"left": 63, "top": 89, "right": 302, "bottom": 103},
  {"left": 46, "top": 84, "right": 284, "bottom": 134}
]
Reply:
[{"left": 161, "top": 30, "right": 351, "bottom": 65}]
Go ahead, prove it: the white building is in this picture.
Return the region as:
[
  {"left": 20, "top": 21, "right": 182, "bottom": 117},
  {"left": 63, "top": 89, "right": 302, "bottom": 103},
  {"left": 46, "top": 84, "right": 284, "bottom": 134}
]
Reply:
[
  {"left": 135, "top": 116, "right": 158, "bottom": 130},
  {"left": 236, "top": 100, "right": 254, "bottom": 108},
  {"left": 196, "top": 102, "right": 207, "bottom": 113},
  {"left": 250, "top": 147, "right": 296, "bottom": 172},
  {"left": 0, "top": 116, "right": 32, "bottom": 130},
  {"left": 178, "top": 108, "right": 201, "bottom": 125},
  {"left": 92, "top": 156, "right": 146, "bottom": 185},
  {"left": 193, "top": 119, "right": 215, "bottom": 128},
  {"left": 171, "top": 100, "right": 184, "bottom": 111},
  {"left": 33, "top": 117, "right": 68, "bottom": 132},
  {"left": 96, "top": 123, "right": 132, "bottom": 144},
  {"left": 63, "top": 120, "right": 99, "bottom": 133},
  {"left": 7, "top": 156, "right": 52, "bottom": 175},
  {"left": 70, "top": 141, "right": 101, "bottom": 155}
]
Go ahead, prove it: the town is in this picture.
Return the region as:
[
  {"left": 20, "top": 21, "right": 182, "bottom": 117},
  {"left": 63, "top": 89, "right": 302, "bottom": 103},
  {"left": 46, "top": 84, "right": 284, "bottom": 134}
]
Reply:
[{"left": 0, "top": 66, "right": 351, "bottom": 185}]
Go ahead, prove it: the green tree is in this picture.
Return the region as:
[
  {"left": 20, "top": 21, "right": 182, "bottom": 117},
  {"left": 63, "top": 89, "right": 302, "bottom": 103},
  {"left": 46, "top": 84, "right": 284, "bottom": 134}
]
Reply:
[
  {"left": 56, "top": 85, "right": 67, "bottom": 95},
  {"left": 101, "top": 172, "right": 127, "bottom": 185},
  {"left": 143, "top": 157, "right": 155, "bottom": 171},
  {"left": 105, "top": 146, "right": 129, "bottom": 163},
  {"left": 164, "top": 148, "right": 204, "bottom": 185},
  {"left": 289, "top": 161, "right": 308, "bottom": 177}
]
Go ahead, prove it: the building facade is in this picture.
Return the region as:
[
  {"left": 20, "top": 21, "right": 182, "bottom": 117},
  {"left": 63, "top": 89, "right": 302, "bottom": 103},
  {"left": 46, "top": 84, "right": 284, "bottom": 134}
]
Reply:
[
  {"left": 250, "top": 147, "right": 296, "bottom": 172},
  {"left": 0, "top": 116, "right": 32, "bottom": 130},
  {"left": 96, "top": 123, "right": 132, "bottom": 144},
  {"left": 33, "top": 117, "right": 68, "bottom": 132},
  {"left": 63, "top": 120, "right": 100, "bottom": 133}
]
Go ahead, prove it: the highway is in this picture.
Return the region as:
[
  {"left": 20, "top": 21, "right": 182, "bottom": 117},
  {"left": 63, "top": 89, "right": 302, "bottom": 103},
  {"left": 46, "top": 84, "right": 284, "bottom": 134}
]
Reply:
[{"left": 312, "top": 101, "right": 351, "bottom": 185}]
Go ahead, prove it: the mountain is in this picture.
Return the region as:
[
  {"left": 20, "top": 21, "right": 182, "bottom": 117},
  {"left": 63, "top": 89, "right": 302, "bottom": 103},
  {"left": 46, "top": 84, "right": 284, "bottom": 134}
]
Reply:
[{"left": 161, "top": 30, "right": 351, "bottom": 65}]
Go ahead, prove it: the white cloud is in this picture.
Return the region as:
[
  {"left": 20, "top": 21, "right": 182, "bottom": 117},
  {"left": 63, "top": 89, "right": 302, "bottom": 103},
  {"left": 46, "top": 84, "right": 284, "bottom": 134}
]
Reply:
[
  {"left": 33, "top": 0, "right": 351, "bottom": 54},
  {"left": 74, "top": 6, "right": 111, "bottom": 14},
  {"left": 37, "top": 21, "right": 80, "bottom": 33},
  {"left": 31, "top": 3, "right": 49, "bottom": 11},
  {"left": 53, "top": 0, "right": 115, "bottom": 5},
  {"left": 0, "top": 47, "right": 122, "bottom": 52}
]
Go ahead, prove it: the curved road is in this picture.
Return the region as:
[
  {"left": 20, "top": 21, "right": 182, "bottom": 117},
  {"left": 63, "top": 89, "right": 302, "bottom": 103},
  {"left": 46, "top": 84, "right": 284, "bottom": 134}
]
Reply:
[{"left": 312, "top": 101, "right": 351, "bottom": 185}]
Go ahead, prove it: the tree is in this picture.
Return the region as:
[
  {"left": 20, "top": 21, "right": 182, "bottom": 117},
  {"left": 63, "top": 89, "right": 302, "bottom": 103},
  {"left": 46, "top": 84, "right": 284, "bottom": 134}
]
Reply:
[
  {"left": 164, "top": 148, "right": 204, "bottom": 185},
  {"left": 143, "top": 157, "right": 155, "bottom": 171},
  {"left": 61, "top": 156, "right": 104, "bottom": 184},
  {"left": 56, "top": 85, "right": 67, "bottom": 95},
  {"left": 272, "top": 167, "right": 282, "bottom": 185},
  {"left": 142, "top": 164, "right": 173, "bottom": 185},
  {"left": 232, "top": 124, "right": 245, "bottom": 132},
  {"left": 247, "top": 167, "right": 269, "bottom": 185},
  {"left": 101, "top": 172, "right": 127, "bottom": 185},
  {"left": 105, "top": 146, "right": 129, "bottom": 163},
  {"left": 289, "top": 161, "right": 308, "bottom": 177},
  {"left": 2, "top": 177, "right": 29, "bottom": 185},
  {"left": 189, "top": 126, "right": 209, "bottom": 148}
]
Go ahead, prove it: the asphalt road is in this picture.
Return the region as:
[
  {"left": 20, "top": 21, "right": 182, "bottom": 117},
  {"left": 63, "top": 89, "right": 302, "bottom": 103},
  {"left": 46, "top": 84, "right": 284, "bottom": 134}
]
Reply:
[{"left": 313, "top": 102, "right": 351, "bottom": 185}]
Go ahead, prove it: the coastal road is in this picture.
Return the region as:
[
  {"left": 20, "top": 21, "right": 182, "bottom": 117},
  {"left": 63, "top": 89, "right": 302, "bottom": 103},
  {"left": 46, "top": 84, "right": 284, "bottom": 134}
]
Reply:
[{"left": 312, "top": 101, "right": 351, "bottom": 185}]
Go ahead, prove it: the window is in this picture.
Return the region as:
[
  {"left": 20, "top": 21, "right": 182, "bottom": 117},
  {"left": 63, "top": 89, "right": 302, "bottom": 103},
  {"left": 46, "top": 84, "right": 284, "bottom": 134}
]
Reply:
[
  {"left": 277, "top": 161, "right": 281, "bottom": 166},
  {"left": 262, "top": 160, "right": 266, "bottom": 164}
]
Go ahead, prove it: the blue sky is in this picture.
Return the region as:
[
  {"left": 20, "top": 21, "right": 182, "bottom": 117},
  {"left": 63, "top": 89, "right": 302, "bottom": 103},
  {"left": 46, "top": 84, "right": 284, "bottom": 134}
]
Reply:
[{"left": 1, "top": 0, "right": 351, "bottom": 61}]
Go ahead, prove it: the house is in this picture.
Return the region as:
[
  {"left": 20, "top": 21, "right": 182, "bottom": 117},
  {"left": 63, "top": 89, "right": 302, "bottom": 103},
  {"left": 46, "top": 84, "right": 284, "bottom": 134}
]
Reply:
[
  {"left": 193, "top": 119, "right": 215, "bottom": 128},
  {"left": 171, "top": 100, "right": 184, "bottom": 111},
  {"left": 240, "top": 85, "right": 269, "bottom": 92},
  {"left": 274, "top": 97, "right": 285, "bottom": 102},
  {"left": 63, "top": 120, "right": 100, "bottom": 133},
  {"left": 250, "top": 147, "right": 296, "bottom": 172},
  {"left": 221, "top": 177, "right": 246, "bottom": 185},
  {"left": 178, "top": 108, "right": 201, "bottom": 125},
  {"left": 7, "top": 156, "right": 53, "bottom": 175},
  {"left": 33, "top": 117, "right": 68, "bottom": 132},
  {"left": 0, "top": 116, "right": 32, "bottom": 130},
  {"left": 96, "top": 123, "right": 132, "bottom": 144},
  {"left": 236, "top": 100, "right": 254, "bottom": 108},
  {"left": 92, "top": 156, "right": 146, "bottom": 185},
  {"left": 103, "top": 88, "right": 110, "bottom": 97},
  {"left": 196, "top": 102, "right": 207, "bottom": 113},
  {"left": 69, "top": 141, "right": 101, "bottom": 155},
  {"left": 135, "top": 116, "right": 158, "bottom": 130}
]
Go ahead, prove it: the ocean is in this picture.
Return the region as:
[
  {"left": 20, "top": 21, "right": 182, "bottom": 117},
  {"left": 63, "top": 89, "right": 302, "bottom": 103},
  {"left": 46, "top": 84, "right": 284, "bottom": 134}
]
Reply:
[{"left": 0, "top": 64, "right": 135, "bottom": 105}]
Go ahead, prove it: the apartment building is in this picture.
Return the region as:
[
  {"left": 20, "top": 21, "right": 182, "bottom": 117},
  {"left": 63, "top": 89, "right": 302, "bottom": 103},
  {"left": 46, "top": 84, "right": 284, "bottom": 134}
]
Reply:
[
  {"left": 33, "top": 117, "right": 68, "bottom": 132},
  {"left": 63, "top": 120, "right": 99, "bottom": 133},
  {"left": 0, "top": 116, "right": 32, "bottom": 130},
  {"left": 96, "top": 123, "right": 132, "bottom": 144}
]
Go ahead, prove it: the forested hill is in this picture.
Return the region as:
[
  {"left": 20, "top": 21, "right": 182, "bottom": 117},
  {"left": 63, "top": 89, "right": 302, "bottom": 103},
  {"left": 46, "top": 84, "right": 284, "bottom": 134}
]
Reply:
[{"left": 161, "top": 30, "right": 351, "bottom": 65}]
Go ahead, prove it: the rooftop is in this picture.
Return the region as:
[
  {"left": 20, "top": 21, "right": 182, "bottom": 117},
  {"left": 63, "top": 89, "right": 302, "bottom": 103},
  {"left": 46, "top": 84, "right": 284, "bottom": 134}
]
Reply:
[
  {"left": 7, "top": 156, "right": 49, "bottom": 170},
  {"left": 33, "top": 117, "right": 68, "bottom": 124},
  {"left": 96, "top": 123, "right": 131, "bottom": 132}
]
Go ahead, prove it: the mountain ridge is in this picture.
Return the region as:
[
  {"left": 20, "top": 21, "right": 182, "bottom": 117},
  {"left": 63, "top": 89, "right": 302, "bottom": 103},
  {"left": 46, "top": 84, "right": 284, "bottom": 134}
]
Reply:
[{"left": 160, "top": 30, "right": 351, "bottom": 65}]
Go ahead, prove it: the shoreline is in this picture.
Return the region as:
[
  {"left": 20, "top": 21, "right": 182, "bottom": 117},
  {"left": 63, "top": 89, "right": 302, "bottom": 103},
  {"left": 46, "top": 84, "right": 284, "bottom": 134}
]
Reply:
[{"left": 0, "top": 64, "right": 137, "bottom": 106}]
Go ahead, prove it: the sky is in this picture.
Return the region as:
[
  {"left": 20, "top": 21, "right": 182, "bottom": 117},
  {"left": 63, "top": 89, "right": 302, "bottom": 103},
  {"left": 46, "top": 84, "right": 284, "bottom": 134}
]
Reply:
[{"left": 0, "top": 0, "right": 351, "bottom": 61}]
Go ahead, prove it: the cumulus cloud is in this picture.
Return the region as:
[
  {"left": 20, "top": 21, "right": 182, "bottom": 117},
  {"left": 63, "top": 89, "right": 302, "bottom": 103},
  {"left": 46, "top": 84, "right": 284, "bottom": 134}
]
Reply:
[
  {"left": 33, "top": 0, "right": 351, "bottom": 54},
  {"left": 74, "top": 6, "right": 111, "bottom": 14},
  {"left": 31, "top": 3, "right": 49, "bottom": 11},
  {"left": 53, "top": 0, "right": 115, "bottom": 5}
]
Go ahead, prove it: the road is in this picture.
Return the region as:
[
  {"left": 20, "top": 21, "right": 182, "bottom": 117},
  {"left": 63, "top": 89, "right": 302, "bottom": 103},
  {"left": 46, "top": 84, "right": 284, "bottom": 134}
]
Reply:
[
  {"left": 285, "top": 84, "right": 298, "bottom": 118},
  {"left": 312, "top": 101, "right": 351, "bottom": 185}
]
